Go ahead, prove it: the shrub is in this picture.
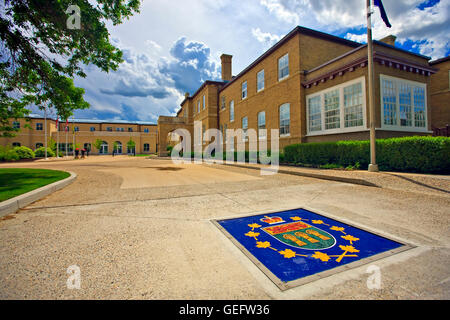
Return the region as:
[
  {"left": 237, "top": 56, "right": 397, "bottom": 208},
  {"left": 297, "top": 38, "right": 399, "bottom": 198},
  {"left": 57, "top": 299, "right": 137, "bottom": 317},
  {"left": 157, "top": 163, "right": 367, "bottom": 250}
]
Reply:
[
  {"left": 3, "top": 149, "right": 20, "bottom": 162},
  {"left": 13, "top": 146, "right": 35, "bottom": 159},
  {"left": 284, "top": 136, "right": 450, "bottom": 174},
  {"left": 34, "top": 147, "right": 55, "bottom": 158}
]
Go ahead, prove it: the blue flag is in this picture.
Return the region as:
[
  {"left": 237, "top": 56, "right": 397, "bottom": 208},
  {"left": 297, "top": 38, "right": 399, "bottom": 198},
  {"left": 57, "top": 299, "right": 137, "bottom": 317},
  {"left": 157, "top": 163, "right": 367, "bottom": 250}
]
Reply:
[{"left": 374, "top": 0, "right": 392, "bottom": 28}]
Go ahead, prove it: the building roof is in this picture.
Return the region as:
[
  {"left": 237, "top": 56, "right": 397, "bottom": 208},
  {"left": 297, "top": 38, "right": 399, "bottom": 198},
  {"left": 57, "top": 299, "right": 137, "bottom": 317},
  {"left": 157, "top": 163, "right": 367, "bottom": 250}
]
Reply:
[
  {"left": 26, "top": 114, "right": 156, "bottom": 126},
  {"left": 429, "top": 55, "right": 450, "bottom": 65}
]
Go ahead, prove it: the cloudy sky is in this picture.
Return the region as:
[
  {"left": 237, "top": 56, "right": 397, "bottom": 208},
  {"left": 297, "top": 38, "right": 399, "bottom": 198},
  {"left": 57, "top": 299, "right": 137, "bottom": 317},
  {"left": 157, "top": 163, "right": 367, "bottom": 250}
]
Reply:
[{"left": 55, "top": 0, "right": 449, "bottom": 123}]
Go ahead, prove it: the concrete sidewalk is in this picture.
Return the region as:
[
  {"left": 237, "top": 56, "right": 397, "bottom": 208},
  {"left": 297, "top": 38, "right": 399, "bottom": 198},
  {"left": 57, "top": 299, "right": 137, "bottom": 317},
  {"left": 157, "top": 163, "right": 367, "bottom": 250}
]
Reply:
[{"left": 0, "top": 157, "right": 448, "bottom": 299}]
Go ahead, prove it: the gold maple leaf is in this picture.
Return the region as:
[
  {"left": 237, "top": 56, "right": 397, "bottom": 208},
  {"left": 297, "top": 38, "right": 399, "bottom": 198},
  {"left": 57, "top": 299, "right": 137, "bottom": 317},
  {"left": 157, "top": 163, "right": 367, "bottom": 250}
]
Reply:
[
  {"left": 248, "top": 223, "right": 262, "bottom": 230},
  {"left": 312, "top": 251, "right": 331, "bottom": 262},
  {"left": 312, "top": 220, "right": 324, "bottom": 224},
  {"left": 339, "top": 245, "right": 360, "bottom": 253},
  {"left": 290, "top": 216, "right": 303, "bottom": 221},
  {"left": 245, "top": 231, "right": 260, "bottom": 239},
  {"left": 256, "top": 241, "right": 271, "bottom": 249},
  {"left": 279, "top": 249, "right": 297, "bottom": 259},
  {"left": 341, "top": 235, "right": 359, "bottom": 244},
  {"left": 330, "top": 226, "right": 346, "bottom": 233}
]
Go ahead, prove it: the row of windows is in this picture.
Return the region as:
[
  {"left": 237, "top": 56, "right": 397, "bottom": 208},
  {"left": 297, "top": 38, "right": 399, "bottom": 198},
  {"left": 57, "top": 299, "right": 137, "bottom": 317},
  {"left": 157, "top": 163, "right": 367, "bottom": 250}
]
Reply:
[
  {"left": 10, "top": 142, "right": 152, "bottom": 153},
  {"left": 219, "top": 103, "right": 291, "bottom": 142},
  {"left": 57, "top": 125, "right": 151, "bottom": 133},
  {"left": 307, "top": 78, "right": 365, "bottom": 134},
  {"left": 192, "top": 54, "right": 290, "bottom": 117},
  {"left": 381, "top": 75, "right": 426, "bottom": 129},
  {"left": 12, "top": 122, "right": 152, "bottom": 134}
]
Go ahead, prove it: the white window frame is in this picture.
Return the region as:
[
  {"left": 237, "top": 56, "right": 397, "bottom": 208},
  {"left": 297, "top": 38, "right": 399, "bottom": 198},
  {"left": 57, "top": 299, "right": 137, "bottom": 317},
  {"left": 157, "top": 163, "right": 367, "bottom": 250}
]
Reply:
[
  {"left": 279, "top": 103, "right": 290, "bottom": 137},
  {"left": 242, "top": 81, "right": 248, "bottom": 100},
  {"left": 306, "top": 76, "right": 367, "bottom": 136},
  {"left": 278, "top": 53, "right": 289, "bottom": 81},
  {"left": 258, "top": 111, "right": 266, "bottom": 140},
  {"left": 229, "top": 100, "right": 235, "bottom": 122},
  {"left": 257, "top": 70, "right": 265, "bottom": 92},
  {"left": 242, "top": 116, "right": 248, "bottom": 141},
  {"left": 380, "top": 74, "right": 429, "bottom": 132}
]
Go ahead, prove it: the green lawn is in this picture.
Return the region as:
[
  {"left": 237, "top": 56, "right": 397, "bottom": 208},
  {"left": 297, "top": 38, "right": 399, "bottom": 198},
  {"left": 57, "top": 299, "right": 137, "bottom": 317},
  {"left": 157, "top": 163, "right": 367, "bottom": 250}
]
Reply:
[{"left": 0, "top": 168, "right": 70, "bottom": 202}]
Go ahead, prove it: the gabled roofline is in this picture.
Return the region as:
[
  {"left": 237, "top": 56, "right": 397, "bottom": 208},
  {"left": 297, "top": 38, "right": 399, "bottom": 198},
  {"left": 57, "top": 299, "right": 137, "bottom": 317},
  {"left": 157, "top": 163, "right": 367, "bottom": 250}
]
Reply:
[{"left": 219, "top": 26, "right": 361, "bottom": 92}]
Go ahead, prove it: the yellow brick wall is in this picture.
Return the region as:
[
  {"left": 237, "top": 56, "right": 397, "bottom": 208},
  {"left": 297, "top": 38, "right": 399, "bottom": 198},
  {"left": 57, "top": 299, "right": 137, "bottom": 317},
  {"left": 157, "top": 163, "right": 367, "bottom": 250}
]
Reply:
[{"left": 430, "top": 59, "right": 450, "bottom": 128}]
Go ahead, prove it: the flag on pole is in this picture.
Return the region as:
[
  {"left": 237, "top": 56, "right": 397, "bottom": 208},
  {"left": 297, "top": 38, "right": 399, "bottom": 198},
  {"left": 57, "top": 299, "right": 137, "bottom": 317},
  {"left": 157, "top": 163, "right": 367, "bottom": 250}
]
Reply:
[
  {"left": 374, "top": 0, "right": 391, "bottom": 28},
  {"left": 65, "top": 119, "right": 69, "bottom": 132},
  {"left": 55, "top": 117, "right": 59, "bottom": 130}
]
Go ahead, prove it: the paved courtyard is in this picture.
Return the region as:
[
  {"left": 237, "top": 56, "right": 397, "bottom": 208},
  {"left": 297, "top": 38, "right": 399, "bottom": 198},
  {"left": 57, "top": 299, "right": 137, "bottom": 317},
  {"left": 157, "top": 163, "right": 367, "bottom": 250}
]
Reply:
[{"left": 0, "top": 156, "right": 449, "bottom": 299}]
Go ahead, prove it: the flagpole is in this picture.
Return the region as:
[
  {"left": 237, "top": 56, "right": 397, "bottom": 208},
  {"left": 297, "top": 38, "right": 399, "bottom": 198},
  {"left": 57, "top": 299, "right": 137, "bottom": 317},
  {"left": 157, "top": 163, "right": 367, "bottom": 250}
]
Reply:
[
  {"left": 56, "top": 116, "right": 60, "bottom": 158},
  {"left": 44, "top": 107, "right": 48, "bottom": 160},
  {"left": 367, "top": 0, "right": 379, "bottom": 172},
  {"left": 65, "top": 119, "right": 68, "bottom": 158},
  {"left": 72, "top": 115, "right": 75, "bottom": 158}
]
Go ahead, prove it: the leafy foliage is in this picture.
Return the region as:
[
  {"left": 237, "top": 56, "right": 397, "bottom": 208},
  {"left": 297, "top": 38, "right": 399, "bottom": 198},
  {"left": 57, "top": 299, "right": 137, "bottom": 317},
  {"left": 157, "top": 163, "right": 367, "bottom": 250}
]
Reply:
[
  {"left": 13, "top": 145, "right": 34, "bottom": 159},
  {"left": 0, "top": 0, "right": 141, "bottom": 135},
  {"left": 34, "top": 146, "right": 55, "bottom": 158}
]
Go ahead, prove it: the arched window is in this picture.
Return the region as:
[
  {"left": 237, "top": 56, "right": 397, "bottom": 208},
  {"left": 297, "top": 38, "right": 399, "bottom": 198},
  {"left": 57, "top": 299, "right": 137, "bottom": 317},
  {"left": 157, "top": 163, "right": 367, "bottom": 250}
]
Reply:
[
  {"left": 114, "top": 141, "right": 122, "bottom": 154},
  {"left": 100, "top": 141, "right": 108, "bottom": 154},
  {"left": 12, "top": 142, "right": 21, "bottom": 147}
]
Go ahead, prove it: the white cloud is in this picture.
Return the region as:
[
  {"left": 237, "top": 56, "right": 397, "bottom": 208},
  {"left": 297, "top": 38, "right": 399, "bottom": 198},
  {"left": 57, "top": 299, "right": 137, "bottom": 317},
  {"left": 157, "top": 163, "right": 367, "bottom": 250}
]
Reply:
[{"left": 251, "top": 28, "right": 282, "bottom": 48}]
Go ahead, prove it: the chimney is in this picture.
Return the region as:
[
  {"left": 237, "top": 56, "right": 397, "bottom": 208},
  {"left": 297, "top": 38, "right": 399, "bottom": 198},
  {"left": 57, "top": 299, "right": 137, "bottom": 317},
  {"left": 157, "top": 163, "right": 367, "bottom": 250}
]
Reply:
[
  {"left": 379, "top": 35, "right": 396, "bottom": 47},
  {"left": 220, "top": 54, "right": 233, "bottom": 82}
]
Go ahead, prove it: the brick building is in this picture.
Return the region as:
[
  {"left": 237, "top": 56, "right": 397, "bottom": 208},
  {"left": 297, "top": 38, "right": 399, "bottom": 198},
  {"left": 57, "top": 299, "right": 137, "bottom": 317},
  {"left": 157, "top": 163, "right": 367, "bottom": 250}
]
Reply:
[
  {"left": 0, "top": 115, "right": 158, "bottom": 155},
  {"left": 429, "top": 56, "right": 450, "bottom": 130},
  {"left": 158, "top": 26, "right": 447, "bottom": 156}
]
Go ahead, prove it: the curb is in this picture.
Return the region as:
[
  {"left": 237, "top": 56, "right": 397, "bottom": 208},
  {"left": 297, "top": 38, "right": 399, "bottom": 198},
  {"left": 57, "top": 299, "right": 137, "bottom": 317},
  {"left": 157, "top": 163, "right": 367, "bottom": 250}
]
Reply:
[
  {"left": 0, "top": 171, "right": 77, "bottom": 218},
  {"left": 222, "top": 163, "right": 379, "bottom": 187},
  {"left": 149, "top": 157, "right": 379, "bottom": 188}
]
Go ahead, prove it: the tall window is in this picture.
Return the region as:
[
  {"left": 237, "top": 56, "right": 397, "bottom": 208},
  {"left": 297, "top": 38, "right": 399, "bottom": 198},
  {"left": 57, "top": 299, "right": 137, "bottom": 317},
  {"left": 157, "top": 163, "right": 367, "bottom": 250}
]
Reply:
[
  {"left": 308, "top": 96, "right": 322, "bottom": 132},
  {"left": 230, "top": 100, "right": 235, "bottom": 122},
  {"left": 36, "top": 123, "right": 43, "bottom": 131},
  {"left": 279, "top": 103, "right": 290, "bottom": 136},
  {"left": 324, "top": 90, "right": 340, "bottom": 130},
  {"left": 257, "top": 70, "right": 265, "bottom": 92},
  {"left": 242, "top": 81, "right": 247, "bottom": 99},
  {"left": 343, "top": 83, "right": 363, "bottom": 128},
  {"left": 258, "top": 111, "right": 266, "bottom": 139},
  {"left": 197, "top": 100, "right": 200, "bottom": 113},
  {"left": 278, "top": 54, "right": 289, "bottom": 81},
  {"left": 381, "top": 75, "right": 427, "bottom": 130},
  {"left": 414, "top": 87, "right": 426, "bottom": 128},
  {"left": 144, "top": 128, "right": 149, "bottom": 133},
  {"left": 202, "top": 95, "right": 206, "bottom": 109},
  {"left": 221, "top": 96, "right": 226, "bottom": 110},
  {"left": 143, "top": 143, "right": 150, "bottom": 152},
  {"left": 242, "top": 116, "right": 248, "bottom": 141}
]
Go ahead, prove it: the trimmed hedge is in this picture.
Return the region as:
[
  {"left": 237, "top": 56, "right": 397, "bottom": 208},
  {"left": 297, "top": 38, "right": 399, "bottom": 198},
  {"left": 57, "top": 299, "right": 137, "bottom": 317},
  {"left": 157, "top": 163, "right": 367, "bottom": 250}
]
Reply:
[{"left": 284, "top": 136, "right": 450, "bottom": 174}]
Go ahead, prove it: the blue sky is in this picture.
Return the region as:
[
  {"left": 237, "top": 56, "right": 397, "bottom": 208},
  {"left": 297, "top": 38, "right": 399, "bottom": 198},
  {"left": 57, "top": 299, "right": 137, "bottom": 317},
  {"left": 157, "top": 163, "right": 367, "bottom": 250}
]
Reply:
[{"left": 40, "top": 0, "right": 450, "bottom": 123}]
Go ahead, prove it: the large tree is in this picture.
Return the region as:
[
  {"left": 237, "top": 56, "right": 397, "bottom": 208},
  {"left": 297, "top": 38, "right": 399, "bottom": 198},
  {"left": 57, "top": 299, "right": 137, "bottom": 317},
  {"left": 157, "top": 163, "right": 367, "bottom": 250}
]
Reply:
[{"left": 0, "top": 0, "right": 141, "bottom": 136}]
